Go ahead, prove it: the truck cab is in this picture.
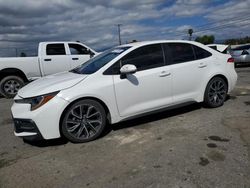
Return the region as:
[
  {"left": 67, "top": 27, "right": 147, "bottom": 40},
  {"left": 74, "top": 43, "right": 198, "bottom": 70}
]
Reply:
[
  {"left": 38, "top": 42, "right": 97, "bottom": 77},
  {"left": 0, "top": 41, "right": 97, "bottom": 98}
]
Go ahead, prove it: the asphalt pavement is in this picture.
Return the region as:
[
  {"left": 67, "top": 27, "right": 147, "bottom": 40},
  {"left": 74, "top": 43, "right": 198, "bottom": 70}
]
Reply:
[{"left": 0, "top": 67, "right": 250, "bottom": 188}]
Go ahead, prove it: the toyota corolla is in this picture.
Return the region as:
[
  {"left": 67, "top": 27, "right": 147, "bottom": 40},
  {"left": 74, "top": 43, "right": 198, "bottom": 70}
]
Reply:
[{"left": 11, "top": 40, "right": 237, "bottom": 143}]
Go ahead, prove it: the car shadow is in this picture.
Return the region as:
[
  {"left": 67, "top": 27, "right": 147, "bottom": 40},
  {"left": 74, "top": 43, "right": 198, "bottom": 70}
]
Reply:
[
  {"left": 23, "top": 137, "right": 68, "bottom": 147},
  {"left": 235, "top": 63, "right": 250, "bottom": 68},
  {"left": 25, "top": 103, "right": 202, "bottom": 147},
  {"left": 101, "top": 102, "right": 202, "bottom": 136}
]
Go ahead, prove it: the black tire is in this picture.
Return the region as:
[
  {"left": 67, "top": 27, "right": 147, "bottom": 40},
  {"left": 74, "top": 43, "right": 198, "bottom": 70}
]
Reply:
[
  {"left": 61, "top": 99, "right": 106, "bottom": 143},
  {"left": 0, "top": 75, "right": 25, "bottom": 98},
  {"left": 204, "top": 77, "right": 228, "bottom": 108}
]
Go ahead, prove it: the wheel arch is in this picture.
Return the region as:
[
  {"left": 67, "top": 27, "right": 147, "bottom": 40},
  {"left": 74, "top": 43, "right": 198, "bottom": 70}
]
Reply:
[
  {"left": 59, "top": 96, "right": 112, "bottom": 134},
  {"left": 197, "top": 73, "right": 229, "bottom": 103},
  {"left": 0, "top": 68, "right": 28, "bottom": 82},
  {"left": 202, "top": 74, "right": 229, "bottom": 101},
  {"left": 208, "top": 74, "right": 229, "bottom": 92}
]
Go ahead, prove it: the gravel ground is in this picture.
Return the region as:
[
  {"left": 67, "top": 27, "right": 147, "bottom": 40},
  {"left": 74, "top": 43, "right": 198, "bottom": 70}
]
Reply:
[{"left": 0, "top": 67, "right": 250, "bottom": 188}]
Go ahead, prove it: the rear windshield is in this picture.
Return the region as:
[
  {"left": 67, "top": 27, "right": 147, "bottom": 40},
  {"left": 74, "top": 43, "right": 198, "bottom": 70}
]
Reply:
[
  {"left": 232, "top": 45, "right": 250, "bottom": 51},
  {"left": 70, "top": 47, "right": 131, "bottom": 74}
]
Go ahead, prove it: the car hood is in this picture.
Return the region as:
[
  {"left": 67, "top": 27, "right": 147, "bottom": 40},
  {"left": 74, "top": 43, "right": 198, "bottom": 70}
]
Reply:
[{"left": 18, "top": 72, "right": 88, "bottom": 98}]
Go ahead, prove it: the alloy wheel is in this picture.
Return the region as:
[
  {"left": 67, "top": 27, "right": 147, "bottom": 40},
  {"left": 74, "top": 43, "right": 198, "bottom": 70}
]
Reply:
[{"left": 65, "top": 103, "right": 103, "bottom": 140}]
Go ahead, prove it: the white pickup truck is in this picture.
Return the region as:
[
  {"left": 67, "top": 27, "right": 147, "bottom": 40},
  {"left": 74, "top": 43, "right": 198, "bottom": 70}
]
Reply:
[{"left": 0, "top": 41, "right": 97, "bottom": 98}]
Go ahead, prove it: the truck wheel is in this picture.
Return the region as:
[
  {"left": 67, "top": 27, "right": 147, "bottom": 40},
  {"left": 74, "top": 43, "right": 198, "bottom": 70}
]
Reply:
[{"left": 0, "top": 76, "right": 25, "bottom": 98}]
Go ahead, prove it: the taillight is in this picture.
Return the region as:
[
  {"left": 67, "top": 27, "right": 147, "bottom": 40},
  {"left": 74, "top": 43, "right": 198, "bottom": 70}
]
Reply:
[
  {"left": 242, "top": 50, "right": 249, "bottom": 55},
  {"left": 227, "top": 57, "right": 234, "bottom": 63}
]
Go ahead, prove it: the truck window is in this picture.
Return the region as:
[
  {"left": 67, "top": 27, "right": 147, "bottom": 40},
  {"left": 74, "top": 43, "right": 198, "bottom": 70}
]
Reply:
[
  {"left": 69, "top": 44, "right": 89, "bottom": 55},
  {"left": 46, "top": 44, "right": 66, "bottom": 55}
]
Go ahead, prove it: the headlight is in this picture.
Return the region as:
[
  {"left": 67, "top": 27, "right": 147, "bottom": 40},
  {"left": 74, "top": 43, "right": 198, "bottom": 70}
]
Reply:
[{"left": 15, "top": 91, "right": 59, "bottom": 111}]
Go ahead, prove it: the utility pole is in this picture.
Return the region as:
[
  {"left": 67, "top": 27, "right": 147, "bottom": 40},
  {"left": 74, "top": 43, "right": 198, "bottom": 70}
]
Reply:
[{"left": 116, "top": 24, "right": 122, "bottom": 45}]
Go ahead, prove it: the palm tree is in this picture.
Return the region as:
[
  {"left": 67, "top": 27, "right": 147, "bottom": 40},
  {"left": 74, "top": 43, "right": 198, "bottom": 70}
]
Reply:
[{"left": 188, "top": 29, "right": 193, "bottom": 41}]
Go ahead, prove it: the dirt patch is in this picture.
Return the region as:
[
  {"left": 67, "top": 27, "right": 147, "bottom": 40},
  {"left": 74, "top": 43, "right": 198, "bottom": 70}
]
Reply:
[
  {"left": 222, "top": 117, "right": 250, "bottom": 145},
  {"left": 230, "top": 87, "right": 250, "bottom": 97},
  {"left": 199, "top": 157, "right": 209, "bottom": 166},
  {"left": 0, "top": 118, "right": 12, "bottom": 125},
  {"left": 165, "top": 128, "right": 191, "bottom": 137},
  {"left": 206, "top": 151, "right": 225, "bottom": 161},
  {"left": 0, "top": 159, "right": 16, "bottom": 169},
  {"left": 0, "top": 152, "right": 8, "bottom": 157},
  {"left": 244, "top": 101, "right": 250, "bottom": 106},
  {"left": 207, "top": 143, "right": 217, "bottom": 148}
]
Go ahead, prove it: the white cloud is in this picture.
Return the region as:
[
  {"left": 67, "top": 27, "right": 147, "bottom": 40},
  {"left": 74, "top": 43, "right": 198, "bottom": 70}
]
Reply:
[{"left": 0, "top": 0, "right": 249, "bottom": 54}]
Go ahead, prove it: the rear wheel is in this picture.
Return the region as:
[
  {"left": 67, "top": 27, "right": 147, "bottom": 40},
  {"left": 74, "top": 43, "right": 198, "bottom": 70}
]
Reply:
[
  {"left": 204, "top": 77, "right": 228, "bottom": 108},
  {"left": 61, "top": 99, "right": 106, "bottom": 143},
  {"left": 0, "top": 76, "right": 24, "bottom": 98}
]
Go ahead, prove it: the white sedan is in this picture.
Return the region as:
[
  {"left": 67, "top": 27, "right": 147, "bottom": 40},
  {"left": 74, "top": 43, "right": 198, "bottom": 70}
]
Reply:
[{"left": 11, "top": 40, "right": 237, "bottom": 143}]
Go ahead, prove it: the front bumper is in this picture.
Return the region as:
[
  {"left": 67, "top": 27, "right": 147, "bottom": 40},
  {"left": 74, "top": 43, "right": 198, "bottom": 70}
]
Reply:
[{"left": 11, "top": 95, "right": 69, "bottom": 140}]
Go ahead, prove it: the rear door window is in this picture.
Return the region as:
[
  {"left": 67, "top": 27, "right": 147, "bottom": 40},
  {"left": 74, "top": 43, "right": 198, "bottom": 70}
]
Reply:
[
  {"left": 167, "top": 43, "right": 195, "bottom": 64},
  {"left": 193, "top": 45, "right": 212, "bottom": 60},
  {"left": 46, "top": 44, "right": 66, "bottom": 55}
]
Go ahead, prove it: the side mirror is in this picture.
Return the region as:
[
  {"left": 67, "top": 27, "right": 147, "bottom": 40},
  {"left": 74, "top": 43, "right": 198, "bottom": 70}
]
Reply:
[{"left": 120, "top": 64, "right": 137, "bottom": 75}]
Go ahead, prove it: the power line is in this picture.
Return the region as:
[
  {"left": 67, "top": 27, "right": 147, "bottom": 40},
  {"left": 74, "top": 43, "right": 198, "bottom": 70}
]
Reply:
[{"left": 174, "top": 16, "right": 250, "bottom": 38}]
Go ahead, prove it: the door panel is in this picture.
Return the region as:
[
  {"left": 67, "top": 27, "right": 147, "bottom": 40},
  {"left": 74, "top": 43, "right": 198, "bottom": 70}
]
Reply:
[
  {"left": 68, "top": 43, "right": 92, "bottom": 69},
  {"left": 113, "top": 66, "right": 172, "bottom": 117},
  {"left": 41, "top": 43, "right": 71, "bottom": 76},
  {"left": 170, "top": 60, "right": 207, "bottom": 102},
  {"left": 166, "top": 43, "right": 211, "bottom": 103}
]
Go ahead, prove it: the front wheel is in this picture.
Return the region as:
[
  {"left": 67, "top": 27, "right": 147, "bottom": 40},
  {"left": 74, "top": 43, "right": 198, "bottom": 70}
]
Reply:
[
  {"left": 204, "top": 77, "right": 228, "bottom": 108},
  {"left": 61, "top": 99, "right": 107, "bottom": 143},
  {"left": 0, "top": 76, "right": 25, "bottom": 98}
]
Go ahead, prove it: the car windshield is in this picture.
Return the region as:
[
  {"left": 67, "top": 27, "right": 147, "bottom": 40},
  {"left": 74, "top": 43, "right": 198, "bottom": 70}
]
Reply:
[{"left": 70, "top": 47, "right": 131, "bottom": 74}]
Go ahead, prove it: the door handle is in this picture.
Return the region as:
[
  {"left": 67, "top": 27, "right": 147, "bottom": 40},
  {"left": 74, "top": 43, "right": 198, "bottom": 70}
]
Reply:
[
  {"left": 159, "top": 71, "right": 171, "bottom": 77},
  {"left": 72, "top": 58, "right": 79, "bottom": 60},
  {"left": 198, "top": 63, "right": 207, "bottom": 68},
  {"left": 44, "top": 58, "right": 51, "bottom": 61}
]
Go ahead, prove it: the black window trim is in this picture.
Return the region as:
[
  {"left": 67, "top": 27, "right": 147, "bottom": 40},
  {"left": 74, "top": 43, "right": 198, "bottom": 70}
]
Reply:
[
  {"left": 103, "top": 43, "right": 167, "bottom": 75},
  {"left": 166, "top": 42, "right": 212, "bottom": 65},
  {"left": 192, "top": 45, "right": 212, "bottom": 60},
  {"left": 68, "top": 43, "right": 90, "bottom": 55}
]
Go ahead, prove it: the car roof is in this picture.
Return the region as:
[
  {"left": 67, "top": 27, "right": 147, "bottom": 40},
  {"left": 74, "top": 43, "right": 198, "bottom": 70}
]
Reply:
[{"left": 119, "top": 40, "right": 203, "bottom": 48}]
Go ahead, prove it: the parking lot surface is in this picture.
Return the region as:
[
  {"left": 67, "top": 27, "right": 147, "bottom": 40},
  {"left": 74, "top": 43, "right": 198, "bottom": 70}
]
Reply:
[{"left": 0, "top": 67, "right": 250, "bottom": 188}]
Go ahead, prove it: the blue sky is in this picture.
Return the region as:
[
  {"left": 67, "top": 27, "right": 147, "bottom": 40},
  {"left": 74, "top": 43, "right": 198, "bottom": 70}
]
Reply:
[{"left": 0, "top": 0, "right": 249, "bottom": 55}]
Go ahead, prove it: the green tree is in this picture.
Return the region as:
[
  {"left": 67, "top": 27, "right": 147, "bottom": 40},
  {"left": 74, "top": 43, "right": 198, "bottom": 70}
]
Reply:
[
  {"left": 195, "top": 35, "right": 215, "bottom": 45},
  {"left": 225, "top": 36, "right": 250, "bottom": 45}
]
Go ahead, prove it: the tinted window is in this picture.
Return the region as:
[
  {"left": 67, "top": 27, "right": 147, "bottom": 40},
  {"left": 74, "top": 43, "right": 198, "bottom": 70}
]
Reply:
[
  {"left": 46, "top": 44, "right": 66, "bottom": 55},
  {"left": 121, "top": 44, "right": 164, "bottom": 71},
  {"left": 208, "top": 46, "right": 217, "bottom": 50},
  {"left": 233, "top": 45, "right": 250, "bottom": 51},
  {"left": 71, "top": 47, "right": 131, "bottom": 74},
  {"left": 193, "top": 45, "right": 212, "bottom": 59},
  {"left": 168, "top": 43, "right": 195, "bottom": 64},
  {"left": 69, "top": 43, "right": 89, "bottom": 55}
]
